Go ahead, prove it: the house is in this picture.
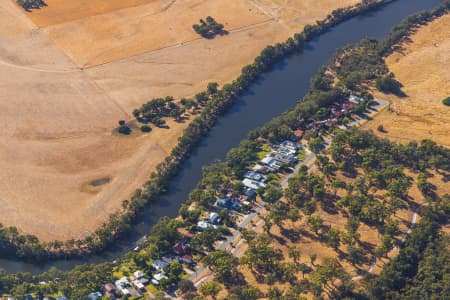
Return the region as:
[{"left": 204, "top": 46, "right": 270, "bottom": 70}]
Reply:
[
  {"left": 133, "top": 270, "right": 145, "bottom": 279},
  {"left": 332, "top": 109, "right": 345, "bottom": 117},
  {"left": 88, "top": 292, "right": 102, "bottom": 300},
  {"left": 349, "top": 95, "right": 364, "bottom": 104},
  {"left": 243, "top": 171, "right": 266, "bottom": 182},
  {"left": 215, "top": 198, "right": 241, "bottom": 210},
  {"left": 245, "top": 188, "right": 257, "bottom": 199},
  {"left": 343, "top": 102, "right": 355, "bottom": 110},
  {"left": 104, "top": 283, "right": 119, "bottom": 299},
  {"left": 152, "top": 259, "right": 169, "bottom": 272},
  {"left": 294, "top": 129, "right": 304, "bottom": 140},
  {"left": 131, "top": 271, "right": 148, "bottom": 292},
  {"left": 242, "top": 178, "right": 267, "bottom": 190},
  {"left": 325, "top": 118, "right": 336, "bottom": 126},
  {"left": 133, "top": 270, "right": 149, "bottom": 286},
  {"left": 131, "top": 270, "right": 149, "bottom": 289},
  {"left": 115, "top": 277, "right": 132, "bottom": 297},
  {"left": 152, "top": 273, "right": 168, "bottom": 285},
  {"left": 180, "top": 254, "right": 195, "bottom": 264},
  {"left": 161, "top": 255, "right": 175, "bottom": 264},
  {"left": 208, "top": 212, "right": 221, "bottom": 224},
  {"left": 173, "top": 241, "right": 190, "bottom": 255},
  {"left": 132, "top": 279, "right": 145, "bottom": 291},
  {"left": 261, "top": 157, "right": 280, "bottom": 169},
  {"left": 252, "top": 164, "right": 272, "bottom": 174},
  {"left": 267, "top": 152, "right": 297, "bottom": 165},
  {"left": 280, "top": 140, "right": 301, "bottom": 151},
  {"left": 277, "top": 146, "right": 296, "bottom": 156},
  {"left": 197, "top": 220, "right": 216, "bottom": 230}
]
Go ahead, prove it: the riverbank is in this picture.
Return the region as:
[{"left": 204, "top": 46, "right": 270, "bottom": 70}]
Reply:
[
  {"left": 0, "top": 0, "right": 362, "bottom": 243},
  {"left": 0, "top": 1, "right": 448, "bottom": 297},
  {"left": 0, "top": 0, "right": 445, "bottom": 275},
  {"left": 0, "top": 0, "right": 401, "bottom": 261}
]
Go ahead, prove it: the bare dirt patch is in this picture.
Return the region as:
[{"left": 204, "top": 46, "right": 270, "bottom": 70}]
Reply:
[
  {"left": 1, "top": 0, "right": 358, "bottom": 241},
  {"left": 362, "top": 14, "right": 450, "bottom": 147}
]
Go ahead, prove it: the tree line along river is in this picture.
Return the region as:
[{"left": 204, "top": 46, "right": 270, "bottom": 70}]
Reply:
[{"left": 0, "top": 0, "right": 444, "bottom": 274}]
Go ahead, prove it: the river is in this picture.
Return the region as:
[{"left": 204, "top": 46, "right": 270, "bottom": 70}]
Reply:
[{"left": 0, "top": 0, "right": 444, "bottom": 274}]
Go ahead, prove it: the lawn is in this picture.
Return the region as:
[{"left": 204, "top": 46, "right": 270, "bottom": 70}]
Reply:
[
  {"left": 296, "top": 149, "right": 306, "bottom": 160},
  {"left": 257, "top": 143, "right": 272, "bottom": 160}
]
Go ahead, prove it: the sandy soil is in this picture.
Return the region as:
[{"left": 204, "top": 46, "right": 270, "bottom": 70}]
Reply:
[
  {"left": 1, "top": 0, "right": 358, "bottom": 240},
  {"left": 362, "top": 14, "right": 450, "bottom": 147}
]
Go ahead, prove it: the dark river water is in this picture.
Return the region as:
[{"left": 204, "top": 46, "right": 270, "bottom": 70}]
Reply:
[{"left": 0, "top": 0, "right": 444, "bottom": 274}]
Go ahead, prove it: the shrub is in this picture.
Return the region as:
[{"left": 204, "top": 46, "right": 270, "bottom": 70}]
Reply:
[
  {"left": 193, "top": 17, "right": 225, "bottom": 38},
  {"left": 118, "top": 125, "right": 131, "bottom": 135},
  {"left": 442, "top": 97, "right": 450, "bottom": 106},
  {"left": 141, "top": 125, "right": 152, "bottom": 133},
  {"left": 376, "top": 74, "right": 402, "bottom": 95}
]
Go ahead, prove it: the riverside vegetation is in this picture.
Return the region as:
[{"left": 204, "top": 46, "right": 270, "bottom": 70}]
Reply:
[
  {"left": 0, "top": 0, "right": 411, "bottom": 262},
  {"left": 0, "top": 1, "right": 449, "bottom": 297}
]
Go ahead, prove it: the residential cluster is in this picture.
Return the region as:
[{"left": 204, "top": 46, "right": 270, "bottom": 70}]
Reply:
[
  {"left": 307, "top": 95, "right": 365, "bottom": 131},
  {"left": 2, "top": 94, "right": 375, "bottom": 299}
]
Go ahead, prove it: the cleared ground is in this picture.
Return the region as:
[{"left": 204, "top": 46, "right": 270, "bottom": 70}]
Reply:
[
  {"left": 1, "top": 0, "right": 358, "bottom": 240},
  {"left": 363, "top": 14, "right": 450, "bottom": 147}
]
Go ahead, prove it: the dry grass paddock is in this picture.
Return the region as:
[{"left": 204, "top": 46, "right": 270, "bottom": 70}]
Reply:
[
  {"left": 362, "top": 14, "right": 450, "bottom": 148},
  {"left": 1, "top": 0, "right": 358, "bottom": 240},
  {"left": 234, "top": 168, "right": 450, "bottom": 299}
]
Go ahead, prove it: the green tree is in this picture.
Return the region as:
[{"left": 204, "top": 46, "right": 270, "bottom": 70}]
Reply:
[
  {"left": 307, "top": 215, "right": 324, "bottom": 235},
  {"left": 325, "top": 227, "right": 341, "bottom": 249},
  {"left": 263, "top": 185, "right": 283, "bottom": 203},
  {"left": 199, "top": 281, "right": 221, "bottom": 299},
  {"left": 309, "top": 137, "right": 323, "bottom": 153}
]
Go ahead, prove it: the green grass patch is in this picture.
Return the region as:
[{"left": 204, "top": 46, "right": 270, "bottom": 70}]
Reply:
[
  {"left": 296, "top": 149, "right": 306, "bottom": 160},
  {"left": 146, "top": 284, "right": 159, "bottom": 295},
  {"left": 257, "top": 143, "right": 271, "bottom": 160},
  {"left": 266, "top": 173, "right": 281, "bottom": 185}
]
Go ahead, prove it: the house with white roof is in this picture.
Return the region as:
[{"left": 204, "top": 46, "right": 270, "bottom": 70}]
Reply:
[
  {"left": 261, "top": 157, "right": 280, "bottom": 169},
  {"left": 151, "top": 259, "right": 169, "bottom": 272},
  {"left": 115, "top": 277, "right": 132, "bottom": 297},
  {"left": 242, "top": 178, "right": 267, "bottom": 190}
]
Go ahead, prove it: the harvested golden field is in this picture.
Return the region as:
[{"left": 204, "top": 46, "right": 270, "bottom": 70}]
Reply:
[
  {"left": 1, "top": 0, "right": 358, "bottom": 241},
  {"left": 24, "top": 0, "right": 153, "bottom": 27},
  {"left": 363, "top": 14, "right": 450, "bottom": 147}
]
